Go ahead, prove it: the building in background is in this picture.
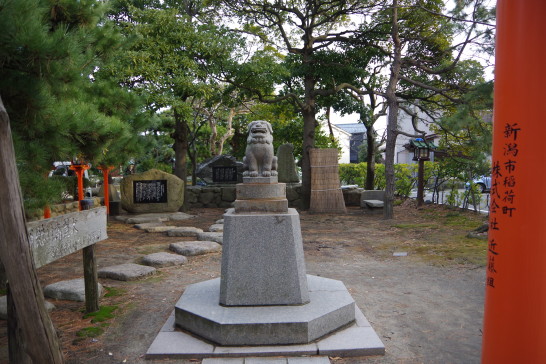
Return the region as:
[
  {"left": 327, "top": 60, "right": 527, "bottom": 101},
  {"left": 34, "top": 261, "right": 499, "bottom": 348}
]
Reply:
[{"left": 335, "top": 123, "right": 367, "bottom": 163}]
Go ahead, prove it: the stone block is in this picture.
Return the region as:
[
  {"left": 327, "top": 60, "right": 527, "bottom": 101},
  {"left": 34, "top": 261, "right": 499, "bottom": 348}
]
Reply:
[
  {"left": 121, "top": 169, "right": 184, "bottom": 213},
  {"left": 342, "top": 188, "right": 363, "bottom": 206},
  {"left": 44, "top": 278, "right": 104, "bottom": 302},
  {"left": 288, "top": 358, "right": 331, "bottom": 364},
  {"left": 236, "top": 183, "right": 286, "bottom": 200},
  {"left": 209, "top": 224, "right": 224, "bottom": 232},
  {"left": 198, "top": 232, "right": 223, "bottom": 244},
  {"left": 142, "top": 252, "right": 188, "bottom": 267},
  {"left": 363, "top": 200, "right": 384, "bottom": 208},
  {"left": 166, "top": 227, "right": 204, "bottom": 237},
  {"left": 317, "top": 326, "right": 385, "bottom": 357},
  {"left": 220, "top": 208, "right": 309, "bottom": 306},
  {"left": 243, "top": 176, "right": 278, "bottom": 184},
  {"left": 146, "top": 331, "right": 215, "bottom": 359},
  {"left": 98, "top": 263, "right": 156, "bottom": 281},
  {"left": 360, "top": 190, "right": 385, "bottom": 204},
  {"left": 246, "top": 358, "right": 286, "bottom": 364},
  {"left": 234, "top": 199, "right": 288, "bottom": 213},
  {"left": 170, "top": 241, "right": 222, "bottom": 256},
  {"left": 221, "top": 187, "right": 236, "bottom": 202},
  {"left": 200, "top": 191, "right": 216, "bottom": 205},
  {"left": 175, "top": 275, "right": 355, "bottom": 345}
]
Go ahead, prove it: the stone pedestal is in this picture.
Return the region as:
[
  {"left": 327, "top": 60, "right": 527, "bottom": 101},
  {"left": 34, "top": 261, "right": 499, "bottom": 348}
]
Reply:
[{"left": 220, "top": 209, "right": 309, "bottom": 306}]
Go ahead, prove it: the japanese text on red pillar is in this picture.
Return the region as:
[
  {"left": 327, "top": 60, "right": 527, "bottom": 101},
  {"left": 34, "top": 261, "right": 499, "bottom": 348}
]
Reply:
[{"left": 487, "top": 122, "right": 521, "bottom": 288}]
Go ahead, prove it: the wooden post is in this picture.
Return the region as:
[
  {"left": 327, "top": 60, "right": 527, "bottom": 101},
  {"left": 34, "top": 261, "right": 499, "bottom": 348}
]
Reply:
[
  {"left": 416, "top": 159, "right": 425, "bottom": 207},
  {"left": 83, "top": 246, "right": 99, "bottom": 313},
  {"left": 482, "top": 1, "right": 546, "bottom": 362},
  {"left": 0, "top": 96, "right": 64, "bottom": 363}
]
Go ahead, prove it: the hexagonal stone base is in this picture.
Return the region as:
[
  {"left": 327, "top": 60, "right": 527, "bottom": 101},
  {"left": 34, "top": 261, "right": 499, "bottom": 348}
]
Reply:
[{"left": 175, "top": 275, "right": 355, "bottom": 346}]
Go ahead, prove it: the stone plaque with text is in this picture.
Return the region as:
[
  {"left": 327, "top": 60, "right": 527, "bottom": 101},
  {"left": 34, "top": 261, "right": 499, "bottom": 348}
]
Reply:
[
  {"left": 133, "top": 180, "right": 168, "bottom": 203},
  {"left": 212, "top": 166, "right": 238, "bottom": 183}
]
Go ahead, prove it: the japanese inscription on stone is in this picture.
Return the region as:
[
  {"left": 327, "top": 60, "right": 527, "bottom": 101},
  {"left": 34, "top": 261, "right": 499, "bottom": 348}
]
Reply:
[
  {"left": 133, "top": 180, "right": 168, "bottom": 203},
  {"left": 487, "top": 122, "right": 521, "bottom": 289},
  {"left": 27, "top": 207, "right": 108, "bottom": 268},
  {"left": 212, "top": 166, "right": 238, "bottom": 183}
]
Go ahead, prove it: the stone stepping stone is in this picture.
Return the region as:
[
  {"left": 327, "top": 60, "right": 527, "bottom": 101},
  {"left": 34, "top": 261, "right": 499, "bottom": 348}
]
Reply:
[
  {"left": 98, "top": 263, "right": 156, "bottom": 281},
  {"left": 197, "top": 232, "right": 223, "bottom": 244},
  {"left": 170, "top": 241, "right": 222, "bottom": 256},
  {"left": 134, "top": 222, "right": 165, "bottom": 230},
  {"left": 209, "top": 224, "right": 224, "bottom": 232},
  {"left": 142, "top": 252, "right": 188, "bottom": 267},
  {"left": 44, "top": 278, "right": 104, "bottom": 302},
  {"left": 166, "top": 227, "right": 204, "bottom": 237},
  {"left": 0, "top": 296, "right": 55, "bottom": 320},
  {"left": 168, "top": 212, "right": 195, "bottom": 221},
  {"left": 126, "top": 216, "right": 166, "bottom": 224},
  {"left": 215, "top": 219, "right": 224, "bottom": 224},
  {"left": 145, "top": 226, "right": 174, "bottom": 233},
  {"left": 116, "top": 212, "right": 194, "bottom": 224}
]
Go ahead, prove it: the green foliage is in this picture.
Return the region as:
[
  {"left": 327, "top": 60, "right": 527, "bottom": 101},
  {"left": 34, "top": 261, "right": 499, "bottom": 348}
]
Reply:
[
  {"left": 339, "top": 162, "right": 440, "bottom": 197},
  {"left": 83, "top": 305, "right": 118, "bottom": 323},
  {"left": 76, "top": 326, "right": 104, "bottom": 338},
  {"left": 103, "top": 287, "right": 126, "bottom": 298},
  {"left": 0, "top": 0, "right": 147, "bottom": 210}
]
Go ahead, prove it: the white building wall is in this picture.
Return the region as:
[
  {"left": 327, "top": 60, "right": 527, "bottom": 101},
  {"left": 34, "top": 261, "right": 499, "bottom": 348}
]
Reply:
[
  {"left": 318, "top": 121, "right": 351, "bottom": 164},
  {"left": 394, "top": 109, "right": 439, "bottom": 164}
]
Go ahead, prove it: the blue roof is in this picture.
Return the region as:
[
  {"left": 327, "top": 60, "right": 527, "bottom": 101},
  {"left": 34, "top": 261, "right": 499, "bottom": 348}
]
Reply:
[{"left": 335, "top": 123, "right": 366, "bottom": 134}]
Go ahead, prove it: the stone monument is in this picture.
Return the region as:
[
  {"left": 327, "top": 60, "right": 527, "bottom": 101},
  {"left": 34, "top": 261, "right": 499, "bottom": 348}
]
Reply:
[
  {"left": 147, "top": 121, "right": 384, "bottom": 358},
  {"left": 120, "top": 169, "right": 184, "bottom": 213},
  {"left": 277, "top": 143, "right": 300, "bottom": 183}
]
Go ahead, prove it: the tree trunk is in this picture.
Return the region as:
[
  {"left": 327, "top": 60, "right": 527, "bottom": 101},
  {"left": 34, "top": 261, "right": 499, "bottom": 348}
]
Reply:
[
  {"left": 0, "top": 96, "right": 64, "bottom": 363},
  {"left": 7, "top": 286, "right": 32, "bottom": 364},
  {"left": 384, "top": 0, "right": 402, "bottom": 220},
  {"left": 0, "top": 260, "right": 7, "bottom": 291},
  {"left": 300, "top": 48, "right": 317, "bottom": 210},
  {"left": 365, "top": 124, "right": 376, "bottom": 190},
  {"left": 301, "top": 107, "right": 316, "bottom": 210},
  {"left": 173, "top": 110, "right": 189, "bottom": 211}
]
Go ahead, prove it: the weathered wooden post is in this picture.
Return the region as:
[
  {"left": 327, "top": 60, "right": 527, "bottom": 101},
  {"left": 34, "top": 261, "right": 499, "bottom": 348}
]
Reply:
[{"left": 0, "top": 96, "right": 64, "bottom": 363}]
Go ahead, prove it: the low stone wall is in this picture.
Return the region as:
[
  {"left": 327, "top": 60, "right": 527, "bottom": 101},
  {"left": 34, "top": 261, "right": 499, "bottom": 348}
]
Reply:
[
  {"left": 27, "top": 197, "right": 102, "bottom": 222},
  {"left": 187, "top": 184, "right": 305, "bottom": 210}
]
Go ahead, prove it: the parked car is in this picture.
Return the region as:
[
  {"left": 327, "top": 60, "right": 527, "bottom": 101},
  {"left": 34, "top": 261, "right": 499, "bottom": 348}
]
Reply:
[{"left": 467, "top": 176, "right": 491, "bottom": 193}]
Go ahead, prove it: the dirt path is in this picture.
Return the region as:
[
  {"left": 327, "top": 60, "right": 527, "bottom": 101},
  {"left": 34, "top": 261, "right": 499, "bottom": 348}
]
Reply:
[{"left": 0, "top": 204, "right": 487, "bottom": 364}]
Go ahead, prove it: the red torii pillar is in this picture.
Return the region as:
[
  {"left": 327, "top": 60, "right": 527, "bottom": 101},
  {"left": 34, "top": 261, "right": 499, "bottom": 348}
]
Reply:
[
  {"left": 98, "top": 165, "right": 115, "bottom": 215},
  {"left": 69, "top": 163, "right": 90, "bottom": 211},
  {"left": 482, "top": 1, "right": 546, "bottom": 362}
]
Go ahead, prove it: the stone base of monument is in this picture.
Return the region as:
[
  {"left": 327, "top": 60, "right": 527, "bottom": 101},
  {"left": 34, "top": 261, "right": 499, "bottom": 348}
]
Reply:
[
  {"left": 176, "top": 275, "right": 353, "bottom": 346},
  {"left": 146, "top": 290, "right": 384, "bottom": 359}
]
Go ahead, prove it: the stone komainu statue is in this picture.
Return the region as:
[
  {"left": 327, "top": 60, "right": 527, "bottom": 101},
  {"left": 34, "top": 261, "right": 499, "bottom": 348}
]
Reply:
[{"left": 243, "top": 120, "right": 278, "bottom": 177}]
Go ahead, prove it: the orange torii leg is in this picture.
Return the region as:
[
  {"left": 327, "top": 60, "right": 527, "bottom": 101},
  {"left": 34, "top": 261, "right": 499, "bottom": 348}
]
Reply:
[{"left": 482, "top": 1, "right": 546, "bottom": 362}]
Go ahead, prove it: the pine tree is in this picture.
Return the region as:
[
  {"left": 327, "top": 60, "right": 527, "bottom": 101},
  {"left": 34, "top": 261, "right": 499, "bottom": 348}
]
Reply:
[{"left": 0, "top": 0, "right": 147, "bottom": 212}]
